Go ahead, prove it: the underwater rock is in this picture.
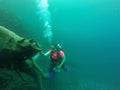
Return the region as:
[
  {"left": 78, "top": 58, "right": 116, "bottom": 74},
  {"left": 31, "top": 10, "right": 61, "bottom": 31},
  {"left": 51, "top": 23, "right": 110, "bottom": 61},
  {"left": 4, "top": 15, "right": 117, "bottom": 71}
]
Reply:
[
  {"left": 0, "top": 68, "right": 38, "bottom": 90},
  {"left": 0, "top": 26, "right": 42, "bottom": 90},
  {"left": 0, "top": 25, "right": 41, "bottom": 52}
]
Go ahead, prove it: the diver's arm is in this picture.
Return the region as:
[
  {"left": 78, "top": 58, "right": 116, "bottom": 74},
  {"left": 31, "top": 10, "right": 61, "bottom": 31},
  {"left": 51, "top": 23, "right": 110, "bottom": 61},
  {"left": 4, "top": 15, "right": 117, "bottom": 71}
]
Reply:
[
  {"left": 33, "top": 59, "right": 44, "bottom": 72},
  {"left": 41, "top": 50, "right": 52, "bottom": 56},
  {"left": 58, "top": 55, "right": 66, "bottom": 68},
  {"left": 32, "top": 52, "right": 40, "bottom": 60},
  {"left": 27, "top": 53, "right": 45, "bottom": 77},
  {"left": 58, "top": 51, "right": 66, "bottom": 68},
  {"left": 53, "top": 55, "right": 66, "bottom": 72},
  {"left": 32, "top": 58, "right": 46, "bottom": 77}
]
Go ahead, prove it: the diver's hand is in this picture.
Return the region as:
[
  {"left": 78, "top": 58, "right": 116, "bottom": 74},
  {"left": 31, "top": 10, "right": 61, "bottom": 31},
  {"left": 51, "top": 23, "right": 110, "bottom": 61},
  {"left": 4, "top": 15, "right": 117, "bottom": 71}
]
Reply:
[
  {"left": 40, "top": 51, "right": 45, "bottom": 55},
  {"left": 53, "top": 66, "right": 61, "bottom": 72}
]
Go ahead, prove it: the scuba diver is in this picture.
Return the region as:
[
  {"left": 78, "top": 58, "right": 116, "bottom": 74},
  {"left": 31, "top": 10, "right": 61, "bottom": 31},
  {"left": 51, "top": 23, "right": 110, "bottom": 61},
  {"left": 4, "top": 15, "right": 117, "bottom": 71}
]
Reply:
[{"left": 41, "top": 43, "right": 70, "bottom": 78}]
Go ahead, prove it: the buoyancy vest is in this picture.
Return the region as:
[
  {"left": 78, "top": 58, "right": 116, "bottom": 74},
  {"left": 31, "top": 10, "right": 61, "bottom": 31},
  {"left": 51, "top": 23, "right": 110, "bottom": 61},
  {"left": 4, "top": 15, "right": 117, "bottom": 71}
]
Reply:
[{"left": 50, "top": 49, "right": 64, "bottom": 64}]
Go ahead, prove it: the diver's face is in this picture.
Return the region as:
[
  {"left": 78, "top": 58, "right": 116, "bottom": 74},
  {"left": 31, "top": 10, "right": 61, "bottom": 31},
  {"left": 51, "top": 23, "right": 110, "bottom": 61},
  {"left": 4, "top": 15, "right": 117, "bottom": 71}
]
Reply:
[{"left": 17, "top": 38, "right": 41, "bottom": 51}]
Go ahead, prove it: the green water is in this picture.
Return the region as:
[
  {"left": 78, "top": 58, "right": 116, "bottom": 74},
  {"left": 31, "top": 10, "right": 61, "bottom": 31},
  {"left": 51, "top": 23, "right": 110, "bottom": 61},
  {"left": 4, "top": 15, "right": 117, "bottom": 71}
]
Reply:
[{"left": 0, "top": 0, "right": 120, "bottom": 90}]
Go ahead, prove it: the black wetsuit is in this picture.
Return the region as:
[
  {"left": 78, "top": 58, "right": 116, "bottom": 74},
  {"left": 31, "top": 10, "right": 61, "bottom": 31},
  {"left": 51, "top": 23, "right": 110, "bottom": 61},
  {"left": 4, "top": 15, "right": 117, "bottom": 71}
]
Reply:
[{"left": 49, "top": 49, "right": 65, "bottom": 72}]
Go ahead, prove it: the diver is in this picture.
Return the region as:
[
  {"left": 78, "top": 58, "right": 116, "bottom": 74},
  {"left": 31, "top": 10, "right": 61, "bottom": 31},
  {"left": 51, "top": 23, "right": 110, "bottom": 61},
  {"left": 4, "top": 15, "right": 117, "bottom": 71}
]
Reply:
[{"left": 41, "top": 43, "right": 70, "bottom": 78}]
